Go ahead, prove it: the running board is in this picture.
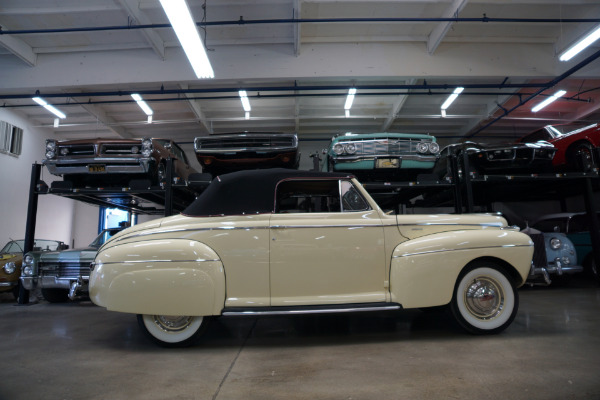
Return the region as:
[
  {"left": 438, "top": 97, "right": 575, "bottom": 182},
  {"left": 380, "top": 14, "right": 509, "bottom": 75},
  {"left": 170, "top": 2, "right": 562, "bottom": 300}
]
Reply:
[{"left": 222, "top": 302, "right": 402, "bottom": 316}]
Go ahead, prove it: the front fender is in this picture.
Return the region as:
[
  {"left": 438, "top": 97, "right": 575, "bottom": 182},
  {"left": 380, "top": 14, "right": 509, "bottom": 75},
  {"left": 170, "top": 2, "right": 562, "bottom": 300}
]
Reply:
[
  {"left": 390, "top": 229, "right": 533, "bottom": 309},
  {"left": 89, "top": 239, "right": 225, "bottom": 316}
]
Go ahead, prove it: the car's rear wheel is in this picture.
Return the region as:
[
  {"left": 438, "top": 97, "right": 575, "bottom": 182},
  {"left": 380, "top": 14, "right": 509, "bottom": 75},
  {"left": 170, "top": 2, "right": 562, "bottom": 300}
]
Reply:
[
  {"left": 137, "top": 314, "right": 211, "bottom": 347},
  {"left": 41, "top": 288, "right": 69, "bottom": 303},
  {"left": 450, "top": 262, "right": 518, "bottom": 334}
]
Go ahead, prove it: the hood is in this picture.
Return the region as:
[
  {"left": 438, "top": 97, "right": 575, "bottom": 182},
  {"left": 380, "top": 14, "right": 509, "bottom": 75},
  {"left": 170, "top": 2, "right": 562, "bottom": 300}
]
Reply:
[{"left": 38, "top": 247, "right": 98, "bottom": 263}]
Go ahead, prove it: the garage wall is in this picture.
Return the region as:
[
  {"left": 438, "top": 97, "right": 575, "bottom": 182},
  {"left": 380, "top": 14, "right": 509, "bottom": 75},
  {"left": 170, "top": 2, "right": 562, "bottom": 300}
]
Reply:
[{"left": 0, "top": 109, "right": 75, "bottom": 247}]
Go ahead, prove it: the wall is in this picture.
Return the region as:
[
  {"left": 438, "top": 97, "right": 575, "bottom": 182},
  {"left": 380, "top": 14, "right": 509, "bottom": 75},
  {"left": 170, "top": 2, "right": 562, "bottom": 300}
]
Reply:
[{"left": 0, "top": 108, "right": 75, "bottom": 247}]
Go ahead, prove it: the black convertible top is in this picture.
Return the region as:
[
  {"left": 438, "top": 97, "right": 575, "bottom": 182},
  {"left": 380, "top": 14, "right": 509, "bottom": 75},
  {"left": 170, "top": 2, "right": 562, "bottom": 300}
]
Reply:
[{"left": 183, "top": 168, "right": 353, "bottom": 216}]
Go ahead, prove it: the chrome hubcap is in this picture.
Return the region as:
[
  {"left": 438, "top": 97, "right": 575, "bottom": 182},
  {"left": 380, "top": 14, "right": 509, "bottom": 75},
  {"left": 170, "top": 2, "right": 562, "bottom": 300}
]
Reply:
[
  {"left": 152, "top": 315, "right": 195, "bottom": 333},
  {"left": 464, "top": 277, "right": 504, "bottom": 320}
]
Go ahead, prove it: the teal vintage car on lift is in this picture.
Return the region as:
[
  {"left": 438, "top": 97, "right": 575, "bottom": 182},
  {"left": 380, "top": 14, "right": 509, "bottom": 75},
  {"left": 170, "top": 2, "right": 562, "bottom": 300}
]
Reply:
[{"left": 325, "top": 132, "right": 440, "bottom": 180}]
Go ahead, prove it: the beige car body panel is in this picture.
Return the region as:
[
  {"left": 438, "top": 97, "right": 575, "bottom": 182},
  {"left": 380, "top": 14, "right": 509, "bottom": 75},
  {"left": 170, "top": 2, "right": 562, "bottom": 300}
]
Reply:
[{"left": 89, "top": 177, "right": 534, "bottom": 317}]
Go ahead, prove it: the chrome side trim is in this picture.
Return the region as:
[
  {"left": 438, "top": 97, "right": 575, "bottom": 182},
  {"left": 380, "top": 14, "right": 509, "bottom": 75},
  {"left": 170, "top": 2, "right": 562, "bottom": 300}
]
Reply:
[
  {"left": 397, "top": 222, "right": 504, "bottom": 228},
  {"left": 98, "top": 258, "right": 220, "bottom": 265},
  {"left": 393, "top": 244, "right": 533, "bottom": 258},
  {"left": 222, "top": 304, "right": 401, "bottom": 316}
]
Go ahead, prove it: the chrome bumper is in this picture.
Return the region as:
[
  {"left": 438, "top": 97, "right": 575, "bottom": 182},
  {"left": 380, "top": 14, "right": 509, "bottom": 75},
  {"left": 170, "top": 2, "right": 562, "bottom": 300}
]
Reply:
[
  {"left": 0, "top": 281, "right": 17, "bottom": 288},
  {"left": 332, "top": 154, "right": 438, "bottom": 163},
  {"left": 528, "top": 260, "right": 584, "bottom": 285},
  {"left": 43, "top": 157, "right": 152, "bottom": 175},
  {"left": 21, "top": 275, "right": 89, "bottom": 294}
]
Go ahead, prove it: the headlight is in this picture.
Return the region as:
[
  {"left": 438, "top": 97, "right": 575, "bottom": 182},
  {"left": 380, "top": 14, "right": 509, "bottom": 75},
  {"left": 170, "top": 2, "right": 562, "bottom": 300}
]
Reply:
[
  {"left": 344, "top": 143, "right": 357, "bottom": 155},
  {"left": 46, "top": 140, "right": 56, "bottom": 152},
  {"left": 428, "top": 142, "right": 440, "bottom": 154},
  {"left": 3, "top": 262, "right": 16, "bottom": 274},
  {"left": 416, "top": 142, "right": 429, "bottom": 154},
  {"left": 550, "top": 237, "right": 562, "bottom": 250},
  {"left": 131, "top": 146, "right": 139, "bottom": 154},
  {"left": 24, "top": 255, "right": 33, "bottom": 265},
  {"left": 141, "top": 138, "right": 153, "bottom": 157},
  {"left": 45, "top": 150, "right": 56, "bottom": 159},
  {"left": 23, "top": 266, "right": 33, "bottom": 276},
  {"left": 332, "top": 143, "right": 345, "bottom": 155}
]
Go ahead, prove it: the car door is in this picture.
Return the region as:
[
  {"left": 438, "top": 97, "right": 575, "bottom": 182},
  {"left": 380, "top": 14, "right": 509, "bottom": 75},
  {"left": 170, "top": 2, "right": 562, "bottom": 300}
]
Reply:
[{"left": 269, "top": 178, "right": 387, "bottom": 306}]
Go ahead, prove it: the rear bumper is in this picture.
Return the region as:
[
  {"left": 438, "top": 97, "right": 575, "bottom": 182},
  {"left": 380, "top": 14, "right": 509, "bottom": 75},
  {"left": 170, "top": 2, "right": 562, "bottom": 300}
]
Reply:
[{"left": 44, "top": 157, "right": 153, "bottom": 175}]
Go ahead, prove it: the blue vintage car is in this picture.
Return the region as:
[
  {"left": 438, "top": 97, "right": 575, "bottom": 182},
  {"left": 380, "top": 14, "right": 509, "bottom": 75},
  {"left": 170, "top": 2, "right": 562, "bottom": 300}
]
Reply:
[
  {"left": 325, "top": 132, "right": 439, "bottom": 180},
  {"left": 532, "top": 212, "right": 599, "bottom": 284}
]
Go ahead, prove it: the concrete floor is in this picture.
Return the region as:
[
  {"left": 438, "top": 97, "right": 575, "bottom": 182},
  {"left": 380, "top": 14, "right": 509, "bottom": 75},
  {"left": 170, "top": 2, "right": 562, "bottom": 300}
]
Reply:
[{"left": 1, "top": 278, "right": 599, "bottom": 400}]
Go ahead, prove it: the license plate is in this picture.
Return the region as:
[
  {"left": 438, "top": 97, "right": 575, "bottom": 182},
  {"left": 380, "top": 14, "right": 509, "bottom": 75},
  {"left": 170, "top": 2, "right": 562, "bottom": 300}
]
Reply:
[
  {"left": 88, "top": 164, "right": 106, "bottom": 173},
  {"left": 375, "top": 158, "right": 400, "bottom": 169}
]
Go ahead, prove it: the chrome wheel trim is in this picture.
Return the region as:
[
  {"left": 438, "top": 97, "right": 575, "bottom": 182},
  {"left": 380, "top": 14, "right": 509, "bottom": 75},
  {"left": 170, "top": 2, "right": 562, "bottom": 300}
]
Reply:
[
  {"left": 463, "top": 276, "right": 504, "bottom": 320},
  {"left": 142, "top": 314, "right": 204, "bottom": 344},
  {"left": 456, "top": 267, "right": 514, "bottom": 331}
]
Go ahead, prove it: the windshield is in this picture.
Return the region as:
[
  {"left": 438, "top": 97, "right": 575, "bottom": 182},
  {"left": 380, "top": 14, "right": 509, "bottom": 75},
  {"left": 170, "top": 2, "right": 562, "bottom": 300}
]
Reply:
[
  {"left": 89, "top": 229, "right": 121, "bottom": 248},
  {"left": 0, "top": 239, "right": 64, "bottom": 254}
]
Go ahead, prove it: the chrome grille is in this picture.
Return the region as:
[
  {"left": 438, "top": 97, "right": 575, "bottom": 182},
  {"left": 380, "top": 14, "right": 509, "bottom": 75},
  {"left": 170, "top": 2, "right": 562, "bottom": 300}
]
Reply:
[
  {"left": 40, "top": 262, "right": 90, "bottom": 278},
  {"left": 100, "top": 143, "right": 139, "bottom": 155},
  {"left": 196, "top": 135, "right": 297, "bottom": 151},
  {"left": 529, "top": 234, "right": 548, "bottom": 267},
  {"left": 340, "top": 138, "right": 423, "bottom": 156},
  {"left": 57, "top": 144, "right": 95, "bottom": 156}
]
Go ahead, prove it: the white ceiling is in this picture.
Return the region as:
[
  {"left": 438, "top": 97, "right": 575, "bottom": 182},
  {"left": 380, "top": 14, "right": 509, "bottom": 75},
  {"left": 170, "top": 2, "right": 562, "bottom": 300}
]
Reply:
[{"left": 1, "top": 0, "right": 600, "bottom": 148}]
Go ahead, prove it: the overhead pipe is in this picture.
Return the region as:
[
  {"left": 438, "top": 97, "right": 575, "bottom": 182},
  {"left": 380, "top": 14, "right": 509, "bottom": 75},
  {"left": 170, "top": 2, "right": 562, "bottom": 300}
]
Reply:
[
  {"left": 0, "top": 17, "right": 599, "bottom": 36},
  {"left": 467, "top": 47, "right": 600, "bottom": 137}
]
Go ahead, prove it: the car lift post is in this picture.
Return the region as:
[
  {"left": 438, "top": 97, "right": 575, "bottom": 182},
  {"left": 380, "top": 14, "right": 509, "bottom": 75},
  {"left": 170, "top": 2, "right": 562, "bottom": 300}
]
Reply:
[
  {"left": 461, "top": 146, "right": 474, "bottom": 213},
  {"left": 449, "top": 154, "right": 463, "bottom": 213},
  {"left": 583, "top": 177, "right": 600, "bottom": 279},
  {"left": 163, "top": 158, "right": 174, "bottom": 217},
  {"left": 18, "top": 163, "right": 41, "bottom": 305}
]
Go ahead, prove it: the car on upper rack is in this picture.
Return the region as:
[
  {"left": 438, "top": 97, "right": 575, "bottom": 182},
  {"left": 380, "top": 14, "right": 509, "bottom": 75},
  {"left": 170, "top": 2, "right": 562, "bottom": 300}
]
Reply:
[
  {"left": 517, "top": 123, "right": 600, "bottom": 172},
  {"left": 21, "top": 227, "right": 123, "bottom": 303},
  {"left": 432, "top": 141, "right": 557, "bottom": 181},
  {"left": 325, "top": 132, "right": 440, "bottom": 181},
  {"left": 194, "top": 132, "right": 299, "bottom": 176},
  {"left": 531, "top": 212, "right": 600, "bottom": 284},
  {"left": 1, "top": 239, "right": 67, "bottom": 299},
  {"left": 43, "top": 137, "right": 198, "bottom": 188},
  {"left": 89, "top": 168, "right": 534, "bottom": 347}
]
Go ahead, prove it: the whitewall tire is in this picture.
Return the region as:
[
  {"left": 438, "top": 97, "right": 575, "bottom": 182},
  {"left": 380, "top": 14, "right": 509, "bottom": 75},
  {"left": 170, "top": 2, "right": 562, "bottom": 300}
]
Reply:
[
  {"left": 137, "top": 314, "right": 210, "bottom": 347},
  {"left": 450, "top": 263, "right": 519, "bottom": 335}
]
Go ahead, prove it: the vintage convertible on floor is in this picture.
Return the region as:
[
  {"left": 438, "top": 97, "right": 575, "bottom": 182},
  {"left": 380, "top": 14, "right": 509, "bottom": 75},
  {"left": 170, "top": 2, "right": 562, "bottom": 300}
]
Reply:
[{"left": 89, "top": 169, "right": 534, "bottom": 347}]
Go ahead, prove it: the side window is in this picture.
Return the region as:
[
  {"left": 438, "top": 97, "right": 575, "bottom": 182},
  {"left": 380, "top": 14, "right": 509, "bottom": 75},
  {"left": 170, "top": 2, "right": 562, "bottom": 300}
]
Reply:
[
  {"left": 276, "top": 180, "right": 341, "bottom": 213},
  {"left": 340, "top": 180, "right": 370, "bottom": 212}
]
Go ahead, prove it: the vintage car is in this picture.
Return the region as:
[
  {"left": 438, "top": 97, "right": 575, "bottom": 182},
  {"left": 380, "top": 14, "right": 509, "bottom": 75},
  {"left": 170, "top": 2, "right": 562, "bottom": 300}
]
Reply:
[
  {"left": 532, "top": 212, "right": 599, "bottom": 284},
  {"left": 1, "top": 239, "right": 66, "bottom": 299},
  {"left": 43, "top": 137, "right": 197, "bottom": 187},
  {"left": 325, "top": 132, "right": 440, "bottom": 180},
  {"left": 517, "top": 123, "right": 600, "bottom": 172},
  {"left": 21, "top": 228, "right": 122, "bottom": 302},
  {"left": 521, "top": 227, "right": 582, "bottom": 285},
  {"left": 89, "top": 168, "right": 534, "bottom": 347},
  {"left": 194, "top": 132, "right": 299, "bottom": 176},
  {"left": 432, "top": 141, "right": 556, "bottom": 180}
]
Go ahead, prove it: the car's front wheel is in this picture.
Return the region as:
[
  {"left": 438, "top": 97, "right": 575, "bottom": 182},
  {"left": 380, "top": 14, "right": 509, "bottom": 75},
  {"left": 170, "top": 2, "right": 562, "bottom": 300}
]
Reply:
[
  {"left": 137, "top": 314, "right": 211, "bottom": 347},
  {"left": 450, "top": 262, "right": 518, "bottom": 334}
]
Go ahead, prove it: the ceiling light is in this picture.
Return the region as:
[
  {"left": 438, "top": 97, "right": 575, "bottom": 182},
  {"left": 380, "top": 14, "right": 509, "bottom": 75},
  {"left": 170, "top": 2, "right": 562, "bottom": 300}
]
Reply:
[
  {"left": 239, "top": 90, "right": 251, "bottom": 112},
  {"left": 32, "top": 97, "right": 66, "bottom": 119},
  {"left": 344, "top": 88, "right": 357, "bottom": 110},
  {"left": 345, "top": 109, "right": 350, "bottom": 118},
  {"left": 531, "top": 90, "right": 566, "bottom": 113},
  {"left": 131, "top": 94, "right": 154, "bottom": 116},
  {"left": 245, "top": 111, "right": 250, "bottom": 120},
  {"left": 559, "top": 25, "right": 600, "bottom": 62},
  {"left": 159, "top": 0, "right": 214, "bottom": 79},
  {"left": 441, "top": 87, "right": 464, "bottom": 110}
]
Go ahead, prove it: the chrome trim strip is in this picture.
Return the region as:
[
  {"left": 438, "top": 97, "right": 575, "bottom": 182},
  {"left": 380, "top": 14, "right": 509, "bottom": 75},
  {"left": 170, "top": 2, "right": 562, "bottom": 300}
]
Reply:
[
  {"left": 397, "top": 222, "right": 504, "bottom": 228},
  {"left": 222, "top": 304, "right": 401, "bottom": 316},
  {"left": 99, "top": 258, "right": 220, "bottom": 265},
  {"left": 270, "top": 224, "right": 384, "bottom": 229},
  {"left": 393, "top": 244, "right": 533, "bottom": 258}
]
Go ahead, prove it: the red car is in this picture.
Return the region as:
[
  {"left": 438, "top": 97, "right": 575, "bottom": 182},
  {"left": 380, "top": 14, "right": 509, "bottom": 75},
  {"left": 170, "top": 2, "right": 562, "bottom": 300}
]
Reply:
[{"left": 518, "top": 123, "right": 599, "bottom": 172}]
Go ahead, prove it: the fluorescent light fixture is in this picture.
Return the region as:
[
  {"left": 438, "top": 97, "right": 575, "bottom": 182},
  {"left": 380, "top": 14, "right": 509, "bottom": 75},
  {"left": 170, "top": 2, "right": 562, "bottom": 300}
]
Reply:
[
  {"left": 245, "top": 111, "right": 250, "bottom": 120},
  {"left": 344, "top": 88, "right": 357, "bottom": 110},
  {"left": 32, "top": 97, "right": 66, "bottom": 119},
  {"left": 131, "top": 93, "right": 154, "bottom": 116},
  {"left": 441, "top": 109, "right": 447, "bottom": 118},
  {"left": 239, "top": 90, "right": 251, "bottom": 112},
  {"left": 559, "top": 25, "right": 600, "bottom": 62},
  {"left": 531, "top": 90, "right": 566, "bottom": 113},
  {"left": 159, "top": 0, "right": 214, "bottom": 79},
  {"left": 345, "top": 109, "right": 350, "bottom": 118},
  {"left": 441, "top": 87, "right": 464, "bottom": 110}
]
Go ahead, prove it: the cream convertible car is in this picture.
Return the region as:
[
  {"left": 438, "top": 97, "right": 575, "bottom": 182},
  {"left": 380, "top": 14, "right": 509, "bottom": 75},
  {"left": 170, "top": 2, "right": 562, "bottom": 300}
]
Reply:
[{"left": 90, "top": 169, "right": 534, "bottom": 347}]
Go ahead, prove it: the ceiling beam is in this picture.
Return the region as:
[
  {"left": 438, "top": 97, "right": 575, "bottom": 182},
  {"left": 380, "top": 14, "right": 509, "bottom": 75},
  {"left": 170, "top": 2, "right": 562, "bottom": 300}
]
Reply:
[
  {"left": 0, "top": 23, "right": 36, "bottom": 66},
  {"left": 117, "top": 0, "right": 165, "bottom": 60},
  {"left": 179, "top": 84, "right": 212, "bottom": 134},
  {"left": 381, "top": 79, "right": 416, "bottom": 131},
  {"left": 72, "top": 98, "right": 132, "bottom": 138},
  {"left": 427, "top": 0, "right": 469, "bottom": 55}
]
